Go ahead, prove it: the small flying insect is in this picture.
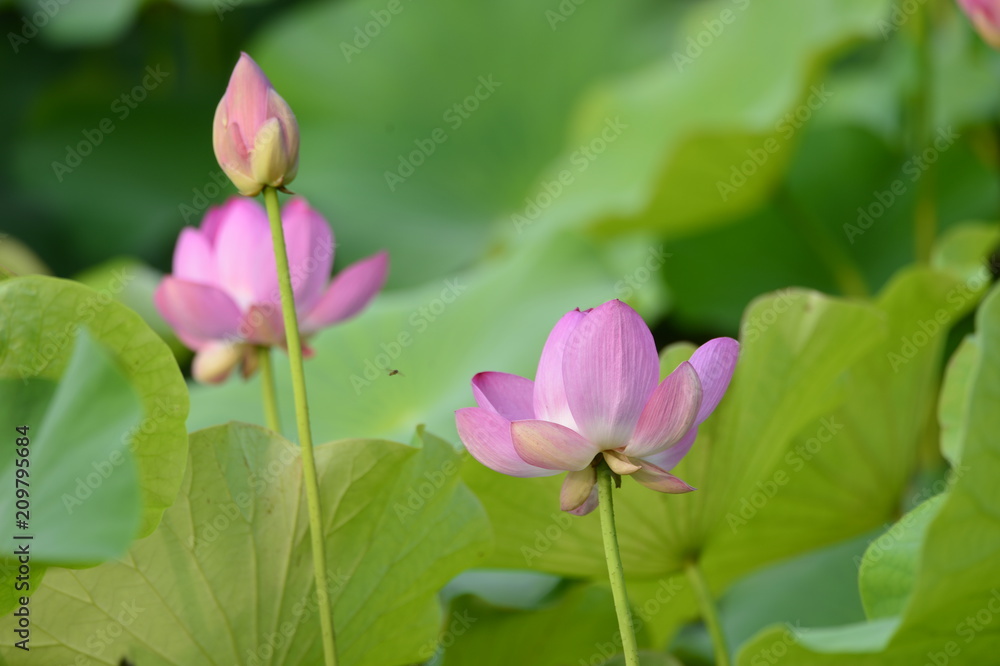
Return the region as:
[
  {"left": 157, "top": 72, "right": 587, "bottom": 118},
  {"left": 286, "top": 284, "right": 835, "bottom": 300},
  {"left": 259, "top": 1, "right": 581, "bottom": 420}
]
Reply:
[{"left": 387, "top": 369, "right": 403, "bottom": 377}]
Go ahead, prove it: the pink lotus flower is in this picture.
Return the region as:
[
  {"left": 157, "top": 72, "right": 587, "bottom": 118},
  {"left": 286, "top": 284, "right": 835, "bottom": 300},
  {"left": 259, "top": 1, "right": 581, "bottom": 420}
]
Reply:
[
  {"left": 154, "top": 197, "right": 388, "bottom": 383},
  {"left": 456, "top": 300, "right": 738, "bottom": 515},
  {"left": 958, "top": 0, "right": 1000, "bottom": 47},
  {"left": 213, "top": 53, "right": 299, "bottom": 197}
]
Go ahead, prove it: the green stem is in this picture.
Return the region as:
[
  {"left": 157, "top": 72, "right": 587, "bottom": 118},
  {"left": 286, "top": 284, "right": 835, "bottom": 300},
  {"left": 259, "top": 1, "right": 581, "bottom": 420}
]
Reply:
[
  {"left": 908, "top": 0, "right": 935, "bottom": 263},
  {"left": 596, "top": 464, "right": 640, "bottom": 666},
  {"left": 685, "top": 560, "right": 730, "bottom": 666},
  {"left": 263, "top": 186, "right": 338, "bottom": 666},
  {"left": 258, "top": 346, "right": 281, "bottom": 433}
]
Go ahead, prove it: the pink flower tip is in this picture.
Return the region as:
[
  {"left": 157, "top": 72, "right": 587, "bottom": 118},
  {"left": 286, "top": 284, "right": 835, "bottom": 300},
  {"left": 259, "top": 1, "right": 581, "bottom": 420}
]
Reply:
[
  {"left": 213, "top": 52, "right": 300, "bottom": 197},
  {"left": 958, "top": 0, "right": 1000, "bottom": 48}
]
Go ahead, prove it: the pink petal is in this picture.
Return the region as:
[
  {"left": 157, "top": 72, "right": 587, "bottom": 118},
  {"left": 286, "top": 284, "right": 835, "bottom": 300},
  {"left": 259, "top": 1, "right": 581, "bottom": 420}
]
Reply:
[
  {"left": 191, "top": 342, "right": 243, "bottom": 384},
  {"left": 212, "top": 100, "right": 245, "bottom": 166},
  {"left": 632, "top": 460, "right": 696, "bottom": 494},
  {"left": 455, "top": 408, "right": 556, "bottom": 478},
  {"left": 640, "top": 427, "right": 698, "bottom": 472},
  {"left": 240, "top": 303, "right": 286, "bottom": 347},
  {"left": 533, "top": 309, "right": 585, "bottom": 430},
  {"left": 199, "top": 203, "right": 228, "bottom": 244},
  {"left": 212, "top": 198, "right": 275, "bottom": 308},
  {"left": 280, "top": 198, "right": 334, "bottom": 312},
  {"left": 301, "top": 251, "right": 388, "bottom": 333},
  {"left": 562, "top": 300, "right": 659, "bottom": 447},
  {"left": 154, "top": 278, "right": 242, "bottom": 342},
  {"left": 567, "top": 485, "right": 599, "bottom": 516},
  {"left": 214, "top": 118, "right": 258, "bottom": 196},
  {"left": 174, "top": 329, "right": 213, "bottom": 353},
  {"left": 225, "top": 53, "right": 272, "bottom": 148},
  {"left": 510, "top": 420, "right": 600, "bottom": 472},
  {"left": 471, "top": 372, "right": 535, "bottom": 421},
  {"left": 689, "top": 337, "right": 739, "bottom": 424},
  {"left": 623, "top": 361, "right": 702, "bottom": 458},
  {"left": 173, "top": 228, "right": 216, "bottom": 286},
  {"left": 561, "top": 467, "right": 597, "bottom": 512}
]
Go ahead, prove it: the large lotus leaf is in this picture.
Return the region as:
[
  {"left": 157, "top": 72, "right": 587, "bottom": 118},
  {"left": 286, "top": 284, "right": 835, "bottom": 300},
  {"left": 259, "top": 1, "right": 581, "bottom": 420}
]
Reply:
[
  {"left": 74, "top": 257, "right": 191, "bottom": 361},
  {"left": 858, "top": 494, "right": 946, "bottom": 621},
  {"left": 938, "top": 337, "right": 978, "bottom": 467},
  {"left": 527, "top": 0, "right": 891, "bottom": 242},
  {"left": 0, "top": 330, "right": 142, "bottom": 614},
  {"left": 670, "top": 533, "right": 872, "bottom": 661},
  {"left": 437, "top": 585, "right": 627, "bottom": 666},
  {"left": 0, "top": 423, "right": 491, "bottom": 665},
  {"left": 735, "top": 284, "right": 1000, "bottom": 665},
  {"left": 0, "top": 276, "right": 189, "bottom": 536}
]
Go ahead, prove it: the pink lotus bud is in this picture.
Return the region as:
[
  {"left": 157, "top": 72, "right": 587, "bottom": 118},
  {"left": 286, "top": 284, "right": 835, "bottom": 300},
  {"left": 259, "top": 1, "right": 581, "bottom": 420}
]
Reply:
[
  {"left": 958, "top": 0, "right": 1000, "bottom": 48},
  {"left": 213, "top": 52, "right": 300, "bottom": 196}
]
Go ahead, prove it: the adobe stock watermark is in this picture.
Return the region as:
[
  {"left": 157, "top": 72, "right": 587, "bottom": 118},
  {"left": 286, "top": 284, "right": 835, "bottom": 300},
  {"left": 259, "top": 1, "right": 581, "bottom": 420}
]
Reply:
[
  {"left": 672, "top": 0, "right": 751, "bottom": 71},
  {"left": 417, "top": 609, "right": 477, "bottom": 661},
  {"left": 51, "top": 65, "right": 170, "bottom": 182},
  {"left": 349, "top": 277, "right": 468, "bottom": 394},
  {"left": 545, "top": 0, "right": 588, "bottom": 30},
  {"left": 909, "top": 463, "right": 970, "bottom": 508},
  {"left": 876, "top": 0, "right": 929, "bottom": 40},
  {"left": 179, "top": 118, "right": 288, "bottom": 223},
  {"left": 188, "top": 446, "right": 299, "bottom": 560},
  {"left": 384, "top": 75, "right": 502, "bottom": 191},
  {"left": 912, "top": 587, "right": 1000, "bottom": 666},
  {"left": 393, "top": 458, "right": 459, "bottom": 522},
  {"left": 740, "top": 289, "right": 797, "bottom": 344},
  {"left": 520, "top": 511, "right": 574, "bottom": 566},
  {"left": 844, "top": 126, "right": 959, "bottom": 244},
  {"left": 7, "top": 0, "right": 72, "bottom": 53},
  {"left": 717, "top": 84, "right": 833, "bottom": 201},
  {"left": 726, "top": 416, "right": 844, "bottom": 533},
  {"left": 80, "top": 599, "right": 145, "bottom": 659},
  {"left": 24, "top": 598, "right": 146, "bottom": 662},
  {"left": 178, "top": 169, "right": 231, "bottom": 223},
  {"left": 60, "top": 397, "right": 183, "bottom": 514},
  {"left": 213, "top": 0, "right": 253, "bottom": 21},
  {"left": 243, "top": 568, "right": 351, "bottom": 666},
  {"left": 855, "top": 464, "right": 964, "bottom": 571},
  {"left": 340, "top": 0, "right": 415, "bottom": 62},
  {"left": 614, "top": 245, "right": 672, "bottom": 300},
  {"left": 578, "top": 577, "right": 684, "bottom": 665},
  {"left": 17, "top": 268, "right": 135, "bottom": 382},
  {"left": 745, "top": 621, "right": 808, "bottom": 666},
  {"left": 512, "top": 116, "right": 628, "bottom": 233},
  {"left": 886, "top": 254, "right": 997, "bottom": 373}
]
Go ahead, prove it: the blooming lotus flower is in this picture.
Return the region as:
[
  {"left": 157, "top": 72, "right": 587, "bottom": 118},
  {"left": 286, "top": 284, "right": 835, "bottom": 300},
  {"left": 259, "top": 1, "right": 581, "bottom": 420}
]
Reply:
[
  {"left": 958, "top": 0, "right": 1000, "bottom": 47},
  {"left": 154, "top": 197, "right": 388, "bottom": 383},
  {"left": 213, "top": 52, "right": 299, "bottom": 196},
  {"left": 456, "top": 300, "right": 738, "bottom": 515}
]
